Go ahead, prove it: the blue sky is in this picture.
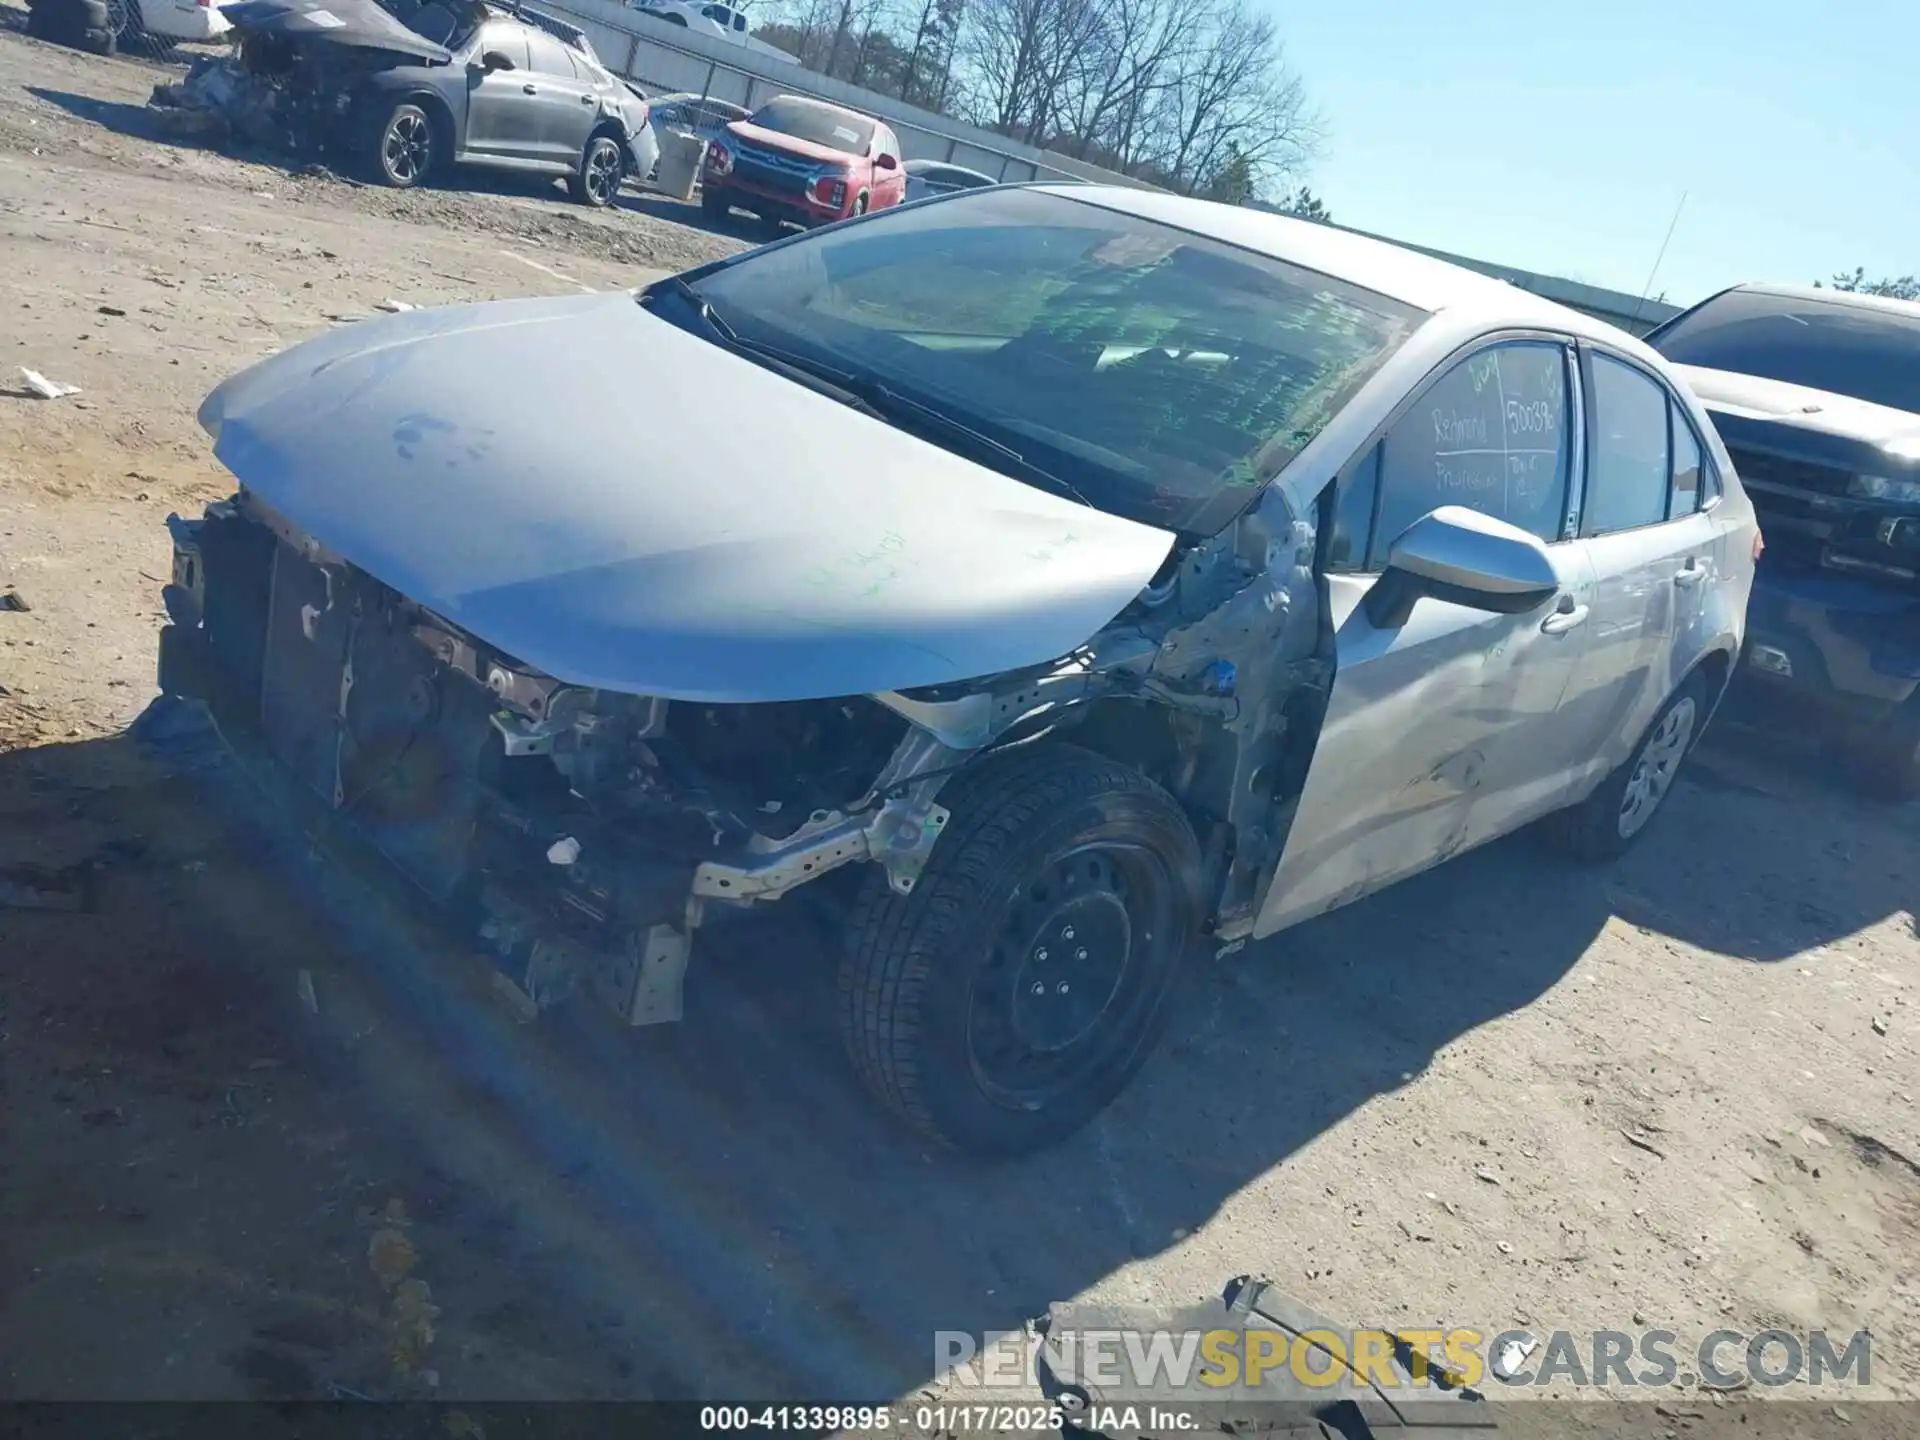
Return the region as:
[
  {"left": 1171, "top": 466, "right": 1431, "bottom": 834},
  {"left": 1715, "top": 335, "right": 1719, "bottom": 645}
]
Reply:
[{"left": 1273, "top": 0, "right": 1914, "bottom": 305}]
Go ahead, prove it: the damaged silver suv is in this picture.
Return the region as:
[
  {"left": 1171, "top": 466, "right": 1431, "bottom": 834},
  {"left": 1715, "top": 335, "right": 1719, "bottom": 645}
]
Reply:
[{"left": 157, "top": 186, "right": 1757, "bottom": 1155}]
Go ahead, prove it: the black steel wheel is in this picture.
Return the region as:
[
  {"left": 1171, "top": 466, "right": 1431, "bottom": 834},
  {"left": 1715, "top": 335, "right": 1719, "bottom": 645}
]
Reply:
[
  {"left": 838, "top": 744, "right": 1202, "bottom": 1157},
  {"left": 852, "top": 191, "right": 869, "bottom": 215},
  {"left": 569, "top": 133, "right": 625, "bottom": 207},
  {"left": 371, "top": 102, "right": 435, "bottom": 189},
  {"left": 699, "top": 186, "right": 732, "bottom": 222}
]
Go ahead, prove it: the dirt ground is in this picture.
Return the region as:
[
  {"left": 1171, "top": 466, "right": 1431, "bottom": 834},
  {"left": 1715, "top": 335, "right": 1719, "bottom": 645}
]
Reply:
[{"left": 3, "top": 13, "right": 1919, "bottom": 1431}]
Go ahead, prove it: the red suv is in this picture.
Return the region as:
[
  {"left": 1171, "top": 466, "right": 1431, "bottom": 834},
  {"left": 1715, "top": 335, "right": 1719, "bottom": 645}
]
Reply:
[{"left": 701, "top": 94, "right": 906, "bottom": 230}]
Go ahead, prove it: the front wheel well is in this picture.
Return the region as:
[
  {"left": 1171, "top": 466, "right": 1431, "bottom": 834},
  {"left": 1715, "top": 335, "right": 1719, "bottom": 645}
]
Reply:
[
  {"left": 1688, "top": 645, "right": 1736, "bottom": 711},
  {"left": 368, "top": 90, "right": 454, "bottom": 146}
]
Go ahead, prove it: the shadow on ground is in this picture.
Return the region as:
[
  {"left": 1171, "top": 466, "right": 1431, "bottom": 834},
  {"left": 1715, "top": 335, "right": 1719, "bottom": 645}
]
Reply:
[{"left": 2, "top": 702, "right": 1913, "bottom": 1400}]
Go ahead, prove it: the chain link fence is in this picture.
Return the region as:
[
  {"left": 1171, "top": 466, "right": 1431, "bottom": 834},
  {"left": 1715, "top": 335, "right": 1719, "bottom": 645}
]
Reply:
[{"left": 16, "top": 0, "right": 205, "bottom": 62}]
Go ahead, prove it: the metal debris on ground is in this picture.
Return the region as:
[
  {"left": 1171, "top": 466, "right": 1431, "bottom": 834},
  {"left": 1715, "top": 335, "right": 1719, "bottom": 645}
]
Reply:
[
  {"left": 1, "top": 590, "right": 30, "bottom": 612},
  {"left": 368, "top": 1226, "right": 419, "bottom": 1286},
  {"left": 376, "top": 299, "right": 417, "bottom": 313},
  {"left": 148, "top": 57, "right": 280, "bottom": 147},
  {"left": 18, "top": 368, "right": 81, "bottom": 399},
  {"left": 1622, "top": 1129, "right": 1669, "bottom": 1159}
]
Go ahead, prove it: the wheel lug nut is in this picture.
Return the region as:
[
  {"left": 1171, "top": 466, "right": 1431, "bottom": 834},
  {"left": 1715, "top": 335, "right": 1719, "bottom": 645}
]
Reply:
[
  {"left": 1031, "top": 982, "right": 1045, "bottom": 996},
  {"left": 1057, "top": 982, "right": 1070, "bottom": 995},
  {"left": 1075, "top": 948, "right": 1088, "bottom": 961},
  {"left": 1035, "top": 948, "right": 1048, "bottom": 961},
  {"left": 1062, "top": 926, "right": 1075, "bottom": 940}
]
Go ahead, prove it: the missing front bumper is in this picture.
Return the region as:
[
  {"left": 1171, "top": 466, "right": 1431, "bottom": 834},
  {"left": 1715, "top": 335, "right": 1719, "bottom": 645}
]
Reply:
[{"left": 157, "top": 498, "right": 973, "bottom": 1030}]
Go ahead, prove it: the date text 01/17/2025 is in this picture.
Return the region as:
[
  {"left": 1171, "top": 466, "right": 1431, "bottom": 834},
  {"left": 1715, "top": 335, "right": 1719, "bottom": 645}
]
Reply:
[{"left": 698, "top": 1404, "right": 1070, "bottom": 1431}]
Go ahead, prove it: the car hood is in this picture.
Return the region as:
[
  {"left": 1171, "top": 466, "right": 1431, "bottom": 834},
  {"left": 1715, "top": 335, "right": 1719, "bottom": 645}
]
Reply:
[
  {"left": 220, "top": 0, "right": 452, "bottom": 62},
  {"left": 197, "top": 292, "right": 1176, "bottom": 703},
  {"left": 1677, "top": 364, "right": 1920, "bottom": 460},
  {"left": 724, "top": 120, "right": 862, "bottom": 167}
]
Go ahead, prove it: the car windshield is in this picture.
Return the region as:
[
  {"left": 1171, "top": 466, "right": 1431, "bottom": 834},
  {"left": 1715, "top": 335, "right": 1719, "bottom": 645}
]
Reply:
[
  {"left": 1648, "top": 288, "right": 1920, "bottom": 415},
  {"left": 748, "top": 97, "right": 875, "bottom": 155},
  {"left": 675, "top": 188, "right": 1425, "bottom": 533}
]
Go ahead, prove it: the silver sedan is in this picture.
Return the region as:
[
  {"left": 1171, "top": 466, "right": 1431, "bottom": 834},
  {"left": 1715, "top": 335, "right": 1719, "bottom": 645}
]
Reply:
[{"left": 163, "top": 185, "right": 1758, "bottom": 1156}]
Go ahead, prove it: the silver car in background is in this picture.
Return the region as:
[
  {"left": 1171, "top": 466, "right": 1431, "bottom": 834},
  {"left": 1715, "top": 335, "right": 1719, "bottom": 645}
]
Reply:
[
  {"left": 902, "top": 158, "right": 995, "bottom": 202},
  {"left": 158, "top": 186, "right": 1757, "bottom": 1157}
]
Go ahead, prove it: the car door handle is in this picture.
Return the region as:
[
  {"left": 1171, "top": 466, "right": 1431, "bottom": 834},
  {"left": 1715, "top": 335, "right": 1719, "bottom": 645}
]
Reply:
[
  {"left": 1540, "top": 600, "right": 1590, "bottom": 635},
  {"left": 1673, "top": 561, "right": 1706, "bottom": 588},
  {"left": 522, "top": 83, "right": 539, "bottom": 94},
  {"left": 580, "top": 93, "right": 596, "bottom": 103}
]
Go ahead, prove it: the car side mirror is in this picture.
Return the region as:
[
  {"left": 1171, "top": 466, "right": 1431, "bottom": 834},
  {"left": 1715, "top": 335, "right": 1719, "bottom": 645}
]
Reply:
[
  {"left": 475, "top": 50, "right": 514, "bottom": 72},
  {"left": 1363, "top": 505, "right": 1560, "bottom": 629},
  {"left": 874, "top": 152, "right": 898, "bottom": 171}
]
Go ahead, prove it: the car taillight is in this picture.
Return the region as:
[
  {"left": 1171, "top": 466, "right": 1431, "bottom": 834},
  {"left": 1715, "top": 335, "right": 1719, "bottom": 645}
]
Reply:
[
  {"left": 809, "top": 175, "right": 846, "bottom": 208},
  {"left": 707, "top": 143, "right": 733, "bottom": 176}
]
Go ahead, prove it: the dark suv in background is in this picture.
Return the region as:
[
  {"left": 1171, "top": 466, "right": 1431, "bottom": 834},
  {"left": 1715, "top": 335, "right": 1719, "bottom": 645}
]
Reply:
[{"left": 1648, "top": 284, "right": 1920, "bottom": 792}]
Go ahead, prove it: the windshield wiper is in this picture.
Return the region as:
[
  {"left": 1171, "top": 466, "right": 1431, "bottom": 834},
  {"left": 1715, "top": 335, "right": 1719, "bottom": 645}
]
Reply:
[
  {"left": 651, "top": 278, "right": 890, "bottom": 418},
  {"left": 648, "top": 279, "right": 1095, "bottom": 510},
  {"left": 843, "top": 378, "right": 1099, "bottom": 512}
]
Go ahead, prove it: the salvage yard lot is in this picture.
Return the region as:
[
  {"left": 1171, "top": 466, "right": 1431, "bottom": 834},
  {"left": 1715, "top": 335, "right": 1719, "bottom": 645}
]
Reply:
[{"left": 3, "top": 12, "right": 1920, "bottom": 1424}]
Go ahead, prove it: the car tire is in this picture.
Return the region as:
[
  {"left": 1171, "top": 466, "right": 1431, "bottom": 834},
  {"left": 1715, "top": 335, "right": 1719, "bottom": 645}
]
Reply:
[
  {"left": 699, "top": 187, "right": 732, "bottom": 222},
  {"left": 837, "top": 743, "right": 1202, "bottom": 1158},
  {"left": 76, "top": 0, "right": 111, "bottom": 25},
  {"left": 368, "top": 101, "right": 436, "bottom": 189},
  {"left": 78, "top": 23, "right": 116, "bottom": 53},
  {"left": 852, "top": 191, "right": 868, "bottom": 216},
  {"left": 1548, "top": 670, "right": 1711, "bottom": 861},
  {"left": 568, "top": 132, "right": 625, "bottom": 207}
]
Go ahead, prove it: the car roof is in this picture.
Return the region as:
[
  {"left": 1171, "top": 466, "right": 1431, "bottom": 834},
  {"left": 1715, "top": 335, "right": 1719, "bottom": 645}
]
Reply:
[
  {"left": 761, "top": 93, "right": 874, "bottom": 124},
  {"left": 1033, "top": 184, "right": 1611, "bottom": 329},
  {"left": 1725, "top": 281, "right": 1920, "bottom": 320},
  {"left": 910, "top": 160, "right": 993, "bottom": 177}
]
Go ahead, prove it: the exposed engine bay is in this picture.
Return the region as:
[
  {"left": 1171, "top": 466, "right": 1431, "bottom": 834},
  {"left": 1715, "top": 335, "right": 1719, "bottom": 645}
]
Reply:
[{"left": 157, "top": 483, "right": 1331, "bottom": 1029}]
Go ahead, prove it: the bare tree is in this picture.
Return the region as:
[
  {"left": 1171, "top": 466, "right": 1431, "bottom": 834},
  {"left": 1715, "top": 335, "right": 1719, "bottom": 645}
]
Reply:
[
  {"left": 1061, "top": 0, "right": 1203, "bottom": 164},
  {"left": 1148, "top": 0, "right": 1318, "bottom": 194},
  {"left": 761, "top": 0, "right": 1320, "bottom": 201}
]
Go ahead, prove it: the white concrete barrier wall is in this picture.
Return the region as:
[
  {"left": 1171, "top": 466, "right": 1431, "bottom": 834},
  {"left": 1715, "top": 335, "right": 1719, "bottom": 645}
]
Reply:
[{"left": 544, "top": 0, "right": 1155, "bottom": 188}]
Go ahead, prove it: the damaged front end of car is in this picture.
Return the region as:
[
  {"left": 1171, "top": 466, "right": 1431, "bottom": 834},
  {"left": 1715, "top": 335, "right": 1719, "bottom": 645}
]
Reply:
[
  {"left": 147, "top": 0, "right": 457, "bottom": 157},
  {"left": 156, "top": 472, "right": 1329, "bottom": 1029}
]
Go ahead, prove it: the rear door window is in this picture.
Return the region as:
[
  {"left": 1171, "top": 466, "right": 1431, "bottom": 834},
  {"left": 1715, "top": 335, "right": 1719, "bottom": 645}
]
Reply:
[{"left": 1583, "top": 354, "right": 1671, "bottom": 535}]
